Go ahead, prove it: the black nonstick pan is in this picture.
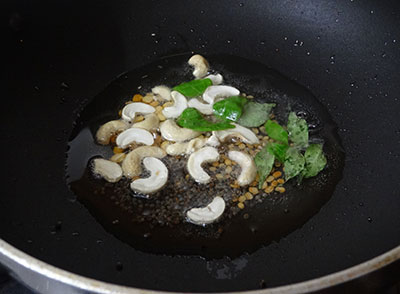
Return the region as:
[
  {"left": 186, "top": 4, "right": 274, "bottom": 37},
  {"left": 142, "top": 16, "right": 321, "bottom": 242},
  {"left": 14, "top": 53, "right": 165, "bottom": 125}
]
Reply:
[{"left": 1, "top": 0, "right": 400, "bottom": 293}]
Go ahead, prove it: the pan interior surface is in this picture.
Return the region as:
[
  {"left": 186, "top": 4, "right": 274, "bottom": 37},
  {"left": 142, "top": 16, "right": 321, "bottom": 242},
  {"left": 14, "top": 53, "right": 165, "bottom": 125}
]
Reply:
[
  {"left": 2, "top": 0, "right": 400, "bottom": 292},
  {"left": 67, "top": 54, "right": 345, "bottom": 259}
]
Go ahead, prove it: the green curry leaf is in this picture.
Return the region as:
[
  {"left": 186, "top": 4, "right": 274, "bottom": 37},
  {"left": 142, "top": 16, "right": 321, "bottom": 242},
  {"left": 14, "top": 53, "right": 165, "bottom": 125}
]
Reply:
[
  {"left": 287, "top": 112, "right": 309, "bottom": 148},
  {"left": 177, "top": 108, "right": 235, "bottom": 132},
  {"left": 284, "top": 147, "right": 305, "bottom": 181},
  {"left": 264, "top": 120, "right": 289, "bottom": 145},
  {"left": 237, "top": 102, "right": 276, "bottom": 127},
  {"left": 173, "top": 78, "right": 212, "bottom": 98},
  {"left": 302, "top": 144, "right": 327, "bottom": 178},
  {"left": 266, "top": 142, "right": 289, "bottom": 163},
  {"left": 213, "top": 96, "right": 248, "bottom": 121},
  {"left": 254, "top": 147, "right": 275, "bottom": 189}
]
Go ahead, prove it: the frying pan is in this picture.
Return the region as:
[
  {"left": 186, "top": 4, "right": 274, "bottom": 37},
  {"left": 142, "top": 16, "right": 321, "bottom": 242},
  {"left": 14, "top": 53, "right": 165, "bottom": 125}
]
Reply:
[{"left": 1, "top": 0, "right": 400, "bottom": 293}]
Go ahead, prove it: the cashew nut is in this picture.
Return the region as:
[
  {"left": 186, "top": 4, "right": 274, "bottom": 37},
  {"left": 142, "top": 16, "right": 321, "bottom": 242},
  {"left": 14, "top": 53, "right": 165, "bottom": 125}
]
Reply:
[
  {"left": 130, "top": 157, "right": 168, "bottom": 194},
  {"left": 205, "top": 74, "right": 223, "bottom": 85},
  {"left": 96, "top": 120, "right": 129, "bottom": 145},
  {"left": 121, "top": 102, "right": 155, "bottom": 122},
  {"left": 165, "top": 137, "right": 207, "bottom": 156},
  {"left": 116, "top": 128, "right": 154, "bottom": 148},
  {"left": 160, "top": 119, "right": 201, "bottom": 142},
  {"left": 152, "top": 85, "right": 171, "bottom": 101},
  {"left": 228, "top": 151, "right": 257, "bottom": 186},
  {"left": 186, "top": 196, "right": 226, "bottom": 225},
  {"left": 203, "top": 85, "right": 240, "bottom": 104},
  {"left": 213, "top": 123, "right": 259, "bottom": 144},
  {"left": 132, "top": 113, "right": 159, "bottom": 131},
  {"left": 187, "top": 98, "right": 213, "bottom": 115},
  {"left": 122, "top": 146, "right": 166, "bottom": 178},
  {"left": 92, "top": 158, "right": 123, "bottom": 183},
  {"left": 187, "top": 146, "right": 219, "bottom": 184},
  {"left": 162, "top": 91, "right": 188, "bottom": 118},
  {"left": 206, "top": 134, "right": 220, "bottom": 147},
  {"left": 188, "top": 54, "right": 209, "bottom": 79}
]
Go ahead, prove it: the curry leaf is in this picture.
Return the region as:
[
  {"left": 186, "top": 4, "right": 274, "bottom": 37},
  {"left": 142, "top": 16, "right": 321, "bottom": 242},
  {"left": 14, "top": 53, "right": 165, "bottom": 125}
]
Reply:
[
  {"left": 266, "top": 142, "right": 289, "bottom": 163},
  {"left": 173, "top": 78, "right": 212, "bottom": 98},
  {"left": 254, "top": 147, "right": 275, "bottom": 189},
  {"left": 237, "top": 102, "right": 276, "bottom": 127},
  {"left": 177, "top": 108, "right": 235, "bottom": 131},
  {"left": 265, "top": 120, "right": 289, "bottom": 145},
  {"left": 302, "top": 144, "right": 327, "bottom": 178},
  {"left": 213, "top": 96, "right": 248, "bottom": 121},
  {"left": 284, "top": 147, "right": 305, "bottom": 181},
  {"left": 287, "top": 112, "right": 309, "bottom": 148}
]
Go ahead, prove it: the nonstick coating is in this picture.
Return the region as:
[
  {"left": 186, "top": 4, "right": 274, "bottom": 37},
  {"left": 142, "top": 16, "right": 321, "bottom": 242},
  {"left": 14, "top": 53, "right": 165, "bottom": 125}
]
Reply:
[{"left": 2, "top": 0, "right": 400, "bottom": 292}]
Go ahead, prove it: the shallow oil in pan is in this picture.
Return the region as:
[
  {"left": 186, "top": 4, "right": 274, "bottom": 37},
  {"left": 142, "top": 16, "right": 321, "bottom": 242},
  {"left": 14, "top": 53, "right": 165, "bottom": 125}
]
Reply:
[{"left": 66, "top": 54, "right": 345, "bottom": 259}]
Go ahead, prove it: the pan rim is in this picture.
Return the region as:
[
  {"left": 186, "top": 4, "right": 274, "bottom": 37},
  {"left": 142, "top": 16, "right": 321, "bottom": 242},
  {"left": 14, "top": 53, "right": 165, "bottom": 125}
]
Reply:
[{"left": 0, "top": 239, "right": 399, "bottom": 294}]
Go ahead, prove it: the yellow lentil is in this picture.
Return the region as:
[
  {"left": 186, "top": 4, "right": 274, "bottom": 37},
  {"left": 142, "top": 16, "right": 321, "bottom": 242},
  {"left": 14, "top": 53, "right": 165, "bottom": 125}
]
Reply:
[
  {"left": 245, "top": 192, "right": 253, "bottom": 200},
  {"left": 212, "top": 161, "right": 219, "bottom": 167},
  {"left": 271, "top": 180, "right": 278, "bottom": 187},
  {"left": 275, "top": 186, "right": 286, "bottom": 193},
  {"left": 216, "top": 173, "right": 224, "bottom": 180},
  {"left": 110, "top": 153, "right": 126, "bottom": 163},
  {"left": 157, "top": 112, "right": 166, "bottom": 121},
  {"left": 249, "top": 187, "right": 259, "bottom": 194},
  {"left": 277, "top": 178, "right": 285, "bottom": 184},
  {"left": 238, "top": 195, "right": 246, "bottom": 202},
  {"left": 225, "top": 159, "right": 232, "bottom": 165},
  {"left": 150, "top": 101, "right": 159, "bottom": 107},
  {"left": 266, "top": 175, "right": 275, "bottom": 183},
  {"left": 252, "top": 128, "right": 260, "bottom": 134},
  {"left": 142, "top": 95, "right": 153, "bottom": 103},
  {"left": 155, "top": 105, "right": 163, "bottom": 113},
  {"left": 132, "top": 94, "right": 143, "bottom": 102},
  {"left": 275, "top": 162, "right": 282, "bottom": 167},
  {"left": 272, "top": 171, "right": 282, "bottom": 178},
  {"left": 163, "top": 101, "right": 174, "bottom": 108},
  {"left": 113, "top": 147, "right": 124, "bottom": 154},
  {"left": 209, "top": 166, "right": 217, "bottom": 172},
  {"left": 238, "top": 143, "right": 246, "bottom": 149},
  {"left": 238, "top": 203, "right": 245, "bottom": 209},
  {"left": 265, "top": 186, "right": 274, "bottom": 193},
  {"left": 225, "top": 166, "right": 232, "bottom": 173}
]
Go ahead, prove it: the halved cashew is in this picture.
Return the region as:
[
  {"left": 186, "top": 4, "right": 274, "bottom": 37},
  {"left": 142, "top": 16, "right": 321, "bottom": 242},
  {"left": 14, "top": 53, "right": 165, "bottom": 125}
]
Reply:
[
  {"left": 213, "top": 123, "right": 259, "bottom": 144},
  {"left": 122, "top": 146, "right": 166, "bottom": 178},
  {"left": 160, "top": 119, "right": 201, "bottom": 142},
  {"left": 152, "top": 85, "right": 171, "bottom": 101},
  {"left": 162, "top": 91, "right": 188, "bottom": 118},
  {"left": 187, "top": 98, "right": 213, "bottom": 115},
  {"left": 121, "top": 102, "right": 155, "bottom": 122},
  {"left": 187, "top": 146, "right": 219, "bottom": 184},
  {"left": 116, "top": 128, "right": 154, "bottom": 148},
  {"left": 130, "top": 157, "right": 168, "bottom": 194},
  {"left": 166, "top": 137, "right": 207, "bottom": 156},
  {"left": 132, "top": 113, "right": 159, "bottom": 131},
  {"left": 186, "top": 196, "right": 225, "bottom": 225},
  {"left": 206, "top": 134, "right": 220, "bottom": 147},
  {"left": 228, "top": 151, "right": 257, "bottom": 186},
  {"left": 92, "top": 158, "right": 123, "bottom": 183},
  {"left": 205, "top": 74, "right": 223, "bottom": 85},
  {"left": 188, "top": 54, "right": 209, "bottom": 79},
  {"left": 203, "top": 85, "right": 240, "bottom": 104},
  {"left": 96, "top": 120, "right": 129, "bottom": 145}
]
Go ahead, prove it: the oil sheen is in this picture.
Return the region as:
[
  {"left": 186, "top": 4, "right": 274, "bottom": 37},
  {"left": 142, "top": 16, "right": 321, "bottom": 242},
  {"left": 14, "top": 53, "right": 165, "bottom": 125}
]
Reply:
[{"left": 66, "top": 54, "right": 345, "bottom": 259}]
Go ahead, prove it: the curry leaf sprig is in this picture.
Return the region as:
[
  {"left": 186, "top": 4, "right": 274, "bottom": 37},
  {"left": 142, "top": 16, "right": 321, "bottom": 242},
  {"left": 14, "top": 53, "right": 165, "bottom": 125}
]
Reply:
[{"left": 254, "top": 112, "right": 327, "bottom": 185}]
